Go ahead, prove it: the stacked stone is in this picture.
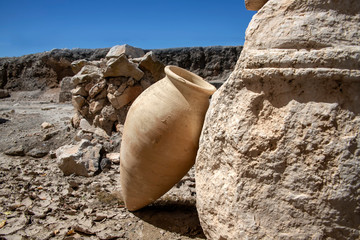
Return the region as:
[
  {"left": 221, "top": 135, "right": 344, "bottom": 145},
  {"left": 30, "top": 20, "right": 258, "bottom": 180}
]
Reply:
[{"left": 70, "top": 45, "right": 165, "bottom": 134}]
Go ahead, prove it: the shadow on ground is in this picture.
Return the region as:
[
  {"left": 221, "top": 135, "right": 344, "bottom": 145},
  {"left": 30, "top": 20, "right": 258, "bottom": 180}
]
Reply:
[{"left": 133, "top": 200, "right": 206, "bottom": 239}]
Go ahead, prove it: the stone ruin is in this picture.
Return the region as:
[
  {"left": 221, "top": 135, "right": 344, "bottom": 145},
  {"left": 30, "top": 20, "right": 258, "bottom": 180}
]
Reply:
[{"left": 66, "top": 44, "right": 165, "bottom": 135}]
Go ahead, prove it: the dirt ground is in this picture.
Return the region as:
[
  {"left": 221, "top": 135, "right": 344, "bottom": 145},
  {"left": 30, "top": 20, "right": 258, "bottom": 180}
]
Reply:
[{"left": 0, "top": 89, "right": 205, "bottom": 240}]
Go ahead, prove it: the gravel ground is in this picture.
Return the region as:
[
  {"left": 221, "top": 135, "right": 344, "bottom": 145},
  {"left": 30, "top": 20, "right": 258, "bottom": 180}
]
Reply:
[{"left": 0, "top": 90, "right": 205, "bottom": 240}]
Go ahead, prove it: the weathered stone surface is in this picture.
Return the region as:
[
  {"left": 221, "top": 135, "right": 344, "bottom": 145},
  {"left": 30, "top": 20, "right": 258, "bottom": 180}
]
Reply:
[
  {"left": 79, "top": 118, "right": 109, "bottom": 139},
  {"left": 71, "top": 86, "right": 88, "bottom": 97},
  {"left": 72, "top": 65, "right": 102, "bottom": 85},
  {"left": 106, "top": 44, "right": 145, "bottom": 59},
  {"left": 71, "top": 95, "right": 86, "bottom": 111},
  {"left": 196, "top": 1, "right": 360, "bottom": 239},
  {"left": 245, "top": 0, "right": 268, "bottom": 10},
  {"left": 106, "top": 153, "right": 120, "bottom": 164},
  {"left": 100, "top": 105, "right": 117, "bottom": 122},
  {"left": 56, "top": 139, "right": 102, "bottom": 176},
  {"left": 89, "top": 99, "right": 107, "bottom": 114},
  {"left": 107, "top": 85, "right": 142, "bottom": 109},
  {"left": 26, "top": 148, "right": 48, "bottom": 158},
  {"left": 71, "top": 59, "right": 88, "bottom": 74},
  {"left": 137, "top": 51, "right": 165, "bottom": 81},
  {"left": 88, "top": 80, "right": 106, "bottom": 98},
  {"left": 103, "top": 55, "right": 144, "bottom": 80},
  {"left": 59, "top": 77, "right": 74, "bottom": 102},
  {"left": 4, "top": 146, "right": 25, "bottom": 156},
  {"left": 0, "top": 48, "right": 109, "bottom": 91}
]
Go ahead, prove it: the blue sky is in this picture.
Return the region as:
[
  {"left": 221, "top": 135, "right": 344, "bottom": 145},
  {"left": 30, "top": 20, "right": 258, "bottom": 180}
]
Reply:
[{"left": 0, "top": 0, "right": 256, "bottom": 57}]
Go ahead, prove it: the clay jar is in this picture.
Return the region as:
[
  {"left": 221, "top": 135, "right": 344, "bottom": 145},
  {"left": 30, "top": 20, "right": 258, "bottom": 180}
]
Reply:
[{"left": 120, "top": 65, "right": 216, "bottom": 211}]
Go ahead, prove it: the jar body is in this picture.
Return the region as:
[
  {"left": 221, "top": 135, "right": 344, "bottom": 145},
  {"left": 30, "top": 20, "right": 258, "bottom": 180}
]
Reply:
[{"left": 120, "top": 66, "right": 216, "bottom": 211}]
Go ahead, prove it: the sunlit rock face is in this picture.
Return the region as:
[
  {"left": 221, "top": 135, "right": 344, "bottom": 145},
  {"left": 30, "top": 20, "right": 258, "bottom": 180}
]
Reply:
[{"left": 196, "top": 0, "right": 360, "bottom": 239}]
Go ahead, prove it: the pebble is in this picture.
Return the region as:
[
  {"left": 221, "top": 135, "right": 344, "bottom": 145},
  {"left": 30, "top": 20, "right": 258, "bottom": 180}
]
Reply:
[
  {"left": 41, "top": 122, "right": 54, "bottom": 129},
  {"left": 27, "top": 148, "right": 48, "bottom": 158},
  {"left": 4, "top": 146, "right": 25, "bottom": 156}
]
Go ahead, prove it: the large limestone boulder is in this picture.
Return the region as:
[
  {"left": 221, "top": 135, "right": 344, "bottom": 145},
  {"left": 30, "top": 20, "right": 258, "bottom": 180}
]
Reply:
[{"left": 196, "top": 0, "right": 360, "bottom": 239}]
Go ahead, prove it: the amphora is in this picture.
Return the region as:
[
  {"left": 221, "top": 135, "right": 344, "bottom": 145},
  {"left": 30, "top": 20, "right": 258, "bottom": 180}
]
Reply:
[{"left": 120, "top": 65, "right": 216, "bottom": 211}]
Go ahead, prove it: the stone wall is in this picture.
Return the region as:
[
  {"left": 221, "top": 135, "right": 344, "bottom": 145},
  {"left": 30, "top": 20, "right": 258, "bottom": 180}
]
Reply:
[{"left": 69, "top": 45, "right": 166, "bottom": 135}]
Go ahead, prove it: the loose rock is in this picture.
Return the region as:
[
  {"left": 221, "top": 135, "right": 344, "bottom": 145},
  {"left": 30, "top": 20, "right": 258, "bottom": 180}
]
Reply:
[
  {"left": 4, "top": 146, "right": 25, "bottom": 156},
  {"left": 26, "top": 148, "right": 48, "bottom": 158},
  {"left": 56, "top": 139, "right": 103, "bottom": 176},
  {"left": 106, "top": 44, "right": 145, "bottom": 59},
  {"left": 103, "top": 55, "right": 144, "bottom": 80}
]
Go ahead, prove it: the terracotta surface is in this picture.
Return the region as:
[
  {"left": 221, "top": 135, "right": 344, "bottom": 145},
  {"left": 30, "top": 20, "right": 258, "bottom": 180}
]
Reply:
[{"left": 120, "top": 66, "right": 216, "bottom": 211}]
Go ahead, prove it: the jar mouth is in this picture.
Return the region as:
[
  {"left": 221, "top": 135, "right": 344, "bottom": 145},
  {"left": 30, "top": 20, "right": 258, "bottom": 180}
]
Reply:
[{"left": 165, "top": 65, "right": 217, "bottom": 96}]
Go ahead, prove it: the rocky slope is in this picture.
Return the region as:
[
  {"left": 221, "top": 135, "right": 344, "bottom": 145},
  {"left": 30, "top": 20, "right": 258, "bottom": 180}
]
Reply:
[
  {"left": 0, "top": 46, "right": 242, "bottom": 91},
  {"left": 0, "top": 49, "right": 109, "bottom": 90}
]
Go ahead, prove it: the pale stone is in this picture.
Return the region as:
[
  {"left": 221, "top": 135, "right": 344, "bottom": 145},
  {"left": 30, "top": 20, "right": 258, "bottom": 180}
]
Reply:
[
  {"left": 79, "top": 118, "right": 95, "bottom": 132},
  {"left": 106, "top": 153, "right": 120, "bottom": 164},
  {"left": 106, "top": 44, "right": 145, "bottom": 59},
  {"left": 41, "top": 122, "right": 53, "bottom": 129},
  {"left": 245, "top": 0, "right": 268, "bottom": 10},
  {"left": 71, "top": 112, "right": 82, "bottom": 128},
  {"left": 79, "top": 118, "right": 110, "bottom": 139},
  {"left": 72, "top": 65, "right": 102, "bottom": 85},
  {"left": 89, "top": 99, "right": 107, "bottom": 114},
  {"left": 71, "top": 59, "right": 88, "bottom": 74},
  {"left": 71, "top": 86, "right": 88, "bottom": 97},
  {"left": 138, "top": 51, "right": 165, "bottom": 81},
  {"left": 107, "top": 85, "right": 142, "bottom": 109},
  {"left": 56, "top": 139, "right": 102, "bottom": 176},
  {"left": 88, "top": 80, "right": 106, "bottom": 98},
  {"left": 103, "top": 55, "right": 144, "bottom": 80},
  {"left": 196, "top": 1, "right": 360, "bottom": 239},
  {"left": 71, "top": 95, "right": 86, "bottom": 110}
]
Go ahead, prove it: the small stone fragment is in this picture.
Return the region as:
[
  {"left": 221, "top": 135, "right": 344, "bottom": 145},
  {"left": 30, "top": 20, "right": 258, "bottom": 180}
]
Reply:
[
  {"left": 27, "top": 148, "right": 48, "bottom": 158},
  {"left": 106, "top": 153, "right": 120, "bottom": 164},
  {"left": 100, "top": 158, "right": 111, "bottom": 171},
  {"left": 4, "top": 146, "right": 25, "bottom": 156},
  {"left": 41, "top": 122, "right": 53, "bottom": 129},
  {"left": 43, "top": 129, "right": 60, "bottom": 141}
]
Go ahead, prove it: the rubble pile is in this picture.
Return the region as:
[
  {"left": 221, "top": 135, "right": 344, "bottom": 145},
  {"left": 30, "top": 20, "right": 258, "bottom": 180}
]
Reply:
[{"left": 69, "top": 44, "right": 165, "bottom": 134}]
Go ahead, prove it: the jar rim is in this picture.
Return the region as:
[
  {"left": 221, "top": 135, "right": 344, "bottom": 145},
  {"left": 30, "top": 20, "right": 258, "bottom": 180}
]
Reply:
[{"left": 165, "top": 65, "right": 217, "bottom": 96}]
